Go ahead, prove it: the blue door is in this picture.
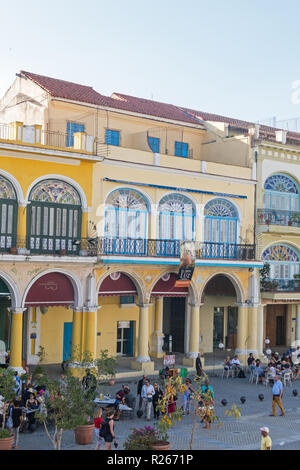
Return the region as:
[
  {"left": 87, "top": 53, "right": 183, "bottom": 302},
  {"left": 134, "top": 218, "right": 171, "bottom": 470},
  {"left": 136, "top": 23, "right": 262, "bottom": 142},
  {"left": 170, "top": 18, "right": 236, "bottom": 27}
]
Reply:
[{"left": 63, "top": 322, "right": 73, "bottom": 361}]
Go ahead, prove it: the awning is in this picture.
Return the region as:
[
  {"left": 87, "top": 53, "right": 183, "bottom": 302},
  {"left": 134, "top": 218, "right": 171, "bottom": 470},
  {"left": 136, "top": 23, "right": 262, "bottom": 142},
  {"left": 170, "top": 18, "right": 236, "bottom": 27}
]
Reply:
[
  {"left": 24, "top": 273, "right": 75, "bottom": 307},
  {"left": 99, "top": 272, "right": 137, "bottom": 296},
  {"left": 151, "top": 273, "right": 189, "bottom": 297}
]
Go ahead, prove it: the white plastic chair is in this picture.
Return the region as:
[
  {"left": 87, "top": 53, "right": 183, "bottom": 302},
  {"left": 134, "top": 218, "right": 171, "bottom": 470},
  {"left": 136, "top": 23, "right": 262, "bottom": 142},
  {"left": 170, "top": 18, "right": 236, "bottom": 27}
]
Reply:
[{"left": 283, "top": 371, "right": 292, "bottom": 387}]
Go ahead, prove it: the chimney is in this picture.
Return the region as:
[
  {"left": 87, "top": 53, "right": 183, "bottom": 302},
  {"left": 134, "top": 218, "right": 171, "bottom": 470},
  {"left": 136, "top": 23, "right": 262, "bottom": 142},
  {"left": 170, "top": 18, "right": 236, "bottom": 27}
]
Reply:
[{"left": 275, "top": 130, "right": 287, "bottom": 144}]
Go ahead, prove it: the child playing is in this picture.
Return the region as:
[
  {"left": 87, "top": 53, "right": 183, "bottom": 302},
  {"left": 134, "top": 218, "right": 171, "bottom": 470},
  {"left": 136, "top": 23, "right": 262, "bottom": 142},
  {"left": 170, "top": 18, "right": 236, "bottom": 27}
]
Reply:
[{"left": 93, "top": 407, "right": 103, "bottom": 450}]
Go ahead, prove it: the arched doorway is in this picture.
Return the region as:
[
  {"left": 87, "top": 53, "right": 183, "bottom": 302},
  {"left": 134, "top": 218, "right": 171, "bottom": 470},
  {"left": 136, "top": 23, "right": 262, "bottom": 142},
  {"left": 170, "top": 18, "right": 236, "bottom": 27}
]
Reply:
[
  {"left": 0, "top": 174, "right": 18, "bottom": 252},
  {"left": 27, "top": 179, "right": 82, "bottom": 254},
  {"left": 23, "top": 272, "right": 76, "bottom": 364},
  {"left": 151, "top": 273, "right": 189, "bottom": 353},
  {"left": 98, "top": 272, "right": 139, "bottom": 357},
  {"left": 201, "top": 274, "right": 238, "bottom": 351}
]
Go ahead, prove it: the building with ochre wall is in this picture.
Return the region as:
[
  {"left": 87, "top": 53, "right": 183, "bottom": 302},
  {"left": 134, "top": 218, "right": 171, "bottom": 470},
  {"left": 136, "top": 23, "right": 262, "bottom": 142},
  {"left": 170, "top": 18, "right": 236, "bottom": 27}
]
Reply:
[{"left": 0, "top": 71, "right": 264, "bottom": 373}]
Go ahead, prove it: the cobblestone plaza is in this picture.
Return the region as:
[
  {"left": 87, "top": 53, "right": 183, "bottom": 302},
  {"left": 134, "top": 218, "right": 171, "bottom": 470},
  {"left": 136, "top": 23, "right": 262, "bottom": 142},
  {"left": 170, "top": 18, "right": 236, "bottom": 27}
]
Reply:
[{"left": 13, "top": 373, "right": 300, "bottom": 451}]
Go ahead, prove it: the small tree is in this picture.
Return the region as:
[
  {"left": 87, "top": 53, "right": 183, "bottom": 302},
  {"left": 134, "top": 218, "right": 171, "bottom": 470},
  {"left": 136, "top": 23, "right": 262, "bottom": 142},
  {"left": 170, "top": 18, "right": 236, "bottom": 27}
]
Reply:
[
  {"left": 35, "top": 373, "right": 94, "bottom": 450},
  {"left": 0, "top": 369, "right": 17, "bottom": 432}
]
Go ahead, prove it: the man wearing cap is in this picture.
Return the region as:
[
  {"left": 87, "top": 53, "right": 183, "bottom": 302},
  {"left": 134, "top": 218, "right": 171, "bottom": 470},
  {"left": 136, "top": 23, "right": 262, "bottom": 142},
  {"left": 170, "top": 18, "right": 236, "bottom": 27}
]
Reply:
[
  {"left": 260, "top": 427, "right": 272, "bottom": 450},
  {"left": 270, "top": 375, "right": 285, "bottom": 416}
]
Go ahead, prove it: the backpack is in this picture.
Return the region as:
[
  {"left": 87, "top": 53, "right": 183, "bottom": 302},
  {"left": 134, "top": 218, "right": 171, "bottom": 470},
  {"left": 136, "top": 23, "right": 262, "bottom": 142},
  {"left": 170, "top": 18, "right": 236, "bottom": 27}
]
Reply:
[
  {"left": 99, "top": 419, "right": 111, "bottom": 438},
  {"left": 238, "top": 369, "right": 245, "bottom": 378}
]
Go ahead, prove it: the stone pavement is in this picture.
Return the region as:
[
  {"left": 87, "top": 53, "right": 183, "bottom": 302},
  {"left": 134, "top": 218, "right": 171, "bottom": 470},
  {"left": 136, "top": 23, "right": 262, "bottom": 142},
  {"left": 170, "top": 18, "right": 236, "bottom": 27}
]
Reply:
[{"left": 13, "top": 371, "right": 300, "bottom": 451}]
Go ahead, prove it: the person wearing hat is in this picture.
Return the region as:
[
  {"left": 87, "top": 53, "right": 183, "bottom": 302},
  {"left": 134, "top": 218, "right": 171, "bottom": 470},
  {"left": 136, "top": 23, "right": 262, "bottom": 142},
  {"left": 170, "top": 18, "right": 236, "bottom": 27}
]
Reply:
[{"left": 260, "top": 427, "right": 272, "bottom": 450}]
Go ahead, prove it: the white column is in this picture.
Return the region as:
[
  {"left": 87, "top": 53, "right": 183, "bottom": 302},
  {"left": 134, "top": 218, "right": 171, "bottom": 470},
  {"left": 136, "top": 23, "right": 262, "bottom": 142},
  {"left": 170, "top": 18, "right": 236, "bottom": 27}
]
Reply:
[
  {"left": 257, "top": 304, "right": 266, "bottom": 356},
  {"left": 295, "top": 305, "right": 300, "bottom": 347}
]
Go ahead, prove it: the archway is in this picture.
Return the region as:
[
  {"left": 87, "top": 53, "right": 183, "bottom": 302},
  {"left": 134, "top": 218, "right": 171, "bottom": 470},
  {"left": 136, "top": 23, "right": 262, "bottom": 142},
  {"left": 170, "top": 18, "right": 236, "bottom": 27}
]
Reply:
[
  {"left": 22, "top": 271, "right": 77, "bottom": 364},
  {"left": 201, "top": 274, "right": 239, "bottom": 351},
  {"left": 98, "top": 272, "right": 140, "bottom": 357},
  {"left": 151, "top": 272, "right": 190, "bottom": 354}
]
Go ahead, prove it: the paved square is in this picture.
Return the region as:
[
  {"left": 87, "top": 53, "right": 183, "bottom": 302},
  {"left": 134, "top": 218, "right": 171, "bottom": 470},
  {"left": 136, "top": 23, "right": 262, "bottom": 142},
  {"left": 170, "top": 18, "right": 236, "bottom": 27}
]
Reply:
[{"left": 13, "top": 372, "right": 300, "bottom": 450}]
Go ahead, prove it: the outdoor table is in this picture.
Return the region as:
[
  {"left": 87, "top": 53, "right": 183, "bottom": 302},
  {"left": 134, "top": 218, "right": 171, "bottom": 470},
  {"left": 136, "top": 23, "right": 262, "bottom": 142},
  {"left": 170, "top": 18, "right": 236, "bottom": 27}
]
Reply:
[{"left": 94, "top": 398, "right": 115, "bottom": 408}]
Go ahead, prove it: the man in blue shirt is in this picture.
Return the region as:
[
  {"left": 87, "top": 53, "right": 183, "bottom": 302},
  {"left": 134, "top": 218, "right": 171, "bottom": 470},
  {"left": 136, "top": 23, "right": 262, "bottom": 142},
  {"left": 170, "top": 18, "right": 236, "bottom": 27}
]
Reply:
[{"left": 270, "top": 375, "right": 285, "bottom": 416}]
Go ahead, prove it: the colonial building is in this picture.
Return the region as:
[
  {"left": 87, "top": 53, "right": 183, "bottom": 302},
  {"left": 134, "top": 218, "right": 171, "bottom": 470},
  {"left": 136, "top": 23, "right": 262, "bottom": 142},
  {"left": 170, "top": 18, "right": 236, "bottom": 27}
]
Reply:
[{"left": 0, "top": 71, "right": 263, "bottom": 372}]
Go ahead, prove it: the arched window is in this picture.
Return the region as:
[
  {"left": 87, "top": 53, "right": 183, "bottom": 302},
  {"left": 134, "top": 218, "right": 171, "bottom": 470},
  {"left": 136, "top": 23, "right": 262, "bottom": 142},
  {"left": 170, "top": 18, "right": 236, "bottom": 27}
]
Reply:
[
  {"left": 204, "top": 198, "right": 238, "bottom": 244},
  {"left": 0, "top": 175, "right": 18, "bottom": 251},
  {"left": 104, "top": 189, "right": 149, "bottom": 255},
  {"left": 158, "top": 193, "right": 195, "bottom": 240},
  {"left": 262, "top": 244, "right": 300, "bottom": 279},
  {"left": 28, "top": 179, "right": 82, "bottom": 254},
  {"left": 264, "top": 174, "right": 299, "bottom": 212}
]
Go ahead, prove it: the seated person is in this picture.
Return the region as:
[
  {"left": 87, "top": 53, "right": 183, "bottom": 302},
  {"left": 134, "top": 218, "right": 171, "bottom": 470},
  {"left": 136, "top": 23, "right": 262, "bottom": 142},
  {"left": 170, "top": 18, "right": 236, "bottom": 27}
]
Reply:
[
  {"left": 223, "top": 356, "right": 232, "bottom": 371},
  {"left": 249, "top": 359, "right": 256, "bottom": 372},
  {"left": 160, "top": 366, "right": 170, "bottom": 378},
  {"left": 267, "top": 363, "right": 277, "bottom": 378},
  {"left": 123, "top": 386, "right": 135, "bottom": 409},
  {"left": 247, "top": 353, "right": 255, "bottom": 366},
  {"left": 254, "top": 360, "right": 265, "bottom": 379},
  {"left": 231, "top": 355, "right": 242, "bottom": 374}
]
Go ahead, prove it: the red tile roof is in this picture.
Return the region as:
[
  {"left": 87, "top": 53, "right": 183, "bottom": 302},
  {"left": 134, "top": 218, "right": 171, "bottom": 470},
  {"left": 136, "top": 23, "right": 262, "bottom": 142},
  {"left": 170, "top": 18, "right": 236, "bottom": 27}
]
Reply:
[
  {"left": 19, "top": 71, "right": 300, "bottom": 145},
  {"left": 20, "top": 71, "right": 203, "bottom": 126}
]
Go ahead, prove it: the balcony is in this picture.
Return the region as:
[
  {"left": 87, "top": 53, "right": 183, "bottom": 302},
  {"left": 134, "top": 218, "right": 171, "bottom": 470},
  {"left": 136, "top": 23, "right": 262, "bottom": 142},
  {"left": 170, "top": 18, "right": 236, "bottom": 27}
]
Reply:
[
  {"left": 257, "top": 208, "right": 300, "bottom": 227},
  {"left": 0, "top": 237, "right": 256, "bottom": 261},
  {"left": 97, "top": 238, "right": 255, "bottom": 260},
  {"left": 261, "top": 278, "right": 300, "bottom": 293},
  {"left": 0, "top": 237, "right": 98, "bottom": 257},
  {"left": 0, "top": 122, "right": 108, "bottom": 157}
]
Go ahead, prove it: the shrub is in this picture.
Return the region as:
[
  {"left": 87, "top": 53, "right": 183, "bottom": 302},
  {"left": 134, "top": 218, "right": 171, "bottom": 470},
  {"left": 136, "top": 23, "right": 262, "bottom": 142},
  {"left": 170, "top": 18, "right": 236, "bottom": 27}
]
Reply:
[{"left": 123, "top": 426, "right": 160, "bottom": 450}]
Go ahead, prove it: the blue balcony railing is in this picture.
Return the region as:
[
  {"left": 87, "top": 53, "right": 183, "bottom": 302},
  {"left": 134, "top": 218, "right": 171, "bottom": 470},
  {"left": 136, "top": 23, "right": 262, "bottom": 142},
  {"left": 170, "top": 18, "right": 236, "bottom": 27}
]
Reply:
[
  {"left": 98, "top": 238, "right": 255, "bottom": 260},
  {"left": 257, "top": 209, "right": 300, "bottom": 227}
]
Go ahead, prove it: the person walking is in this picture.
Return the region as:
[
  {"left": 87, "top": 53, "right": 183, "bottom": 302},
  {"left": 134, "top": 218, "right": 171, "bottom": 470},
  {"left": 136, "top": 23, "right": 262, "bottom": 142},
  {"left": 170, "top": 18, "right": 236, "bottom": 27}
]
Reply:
[
  {"left": 196, "top": 353, "right": 202, "bottom": 376},
  {"left": 182, "top": 378, "right": 194, "bottom": 415},
  {"left": 101, "top": 408, "right": 118, "bottom": 450},
  {"left": 152, "top": 383, "right": 163, "bottom": 419},
  {"left": 137, "top": 374, "right": 147, "bottom": 410},
  {"left": 260, "top": 426, "right": 272, "bottom": 450},
  {"left": 270, "top": 375, "right": 285, "bottom": 417},
  {"left": 141, "top": 378, "right": 155, "bottom": 421},
  {"left": 12, "top": 400, "right": 23, "bottom": 449}
]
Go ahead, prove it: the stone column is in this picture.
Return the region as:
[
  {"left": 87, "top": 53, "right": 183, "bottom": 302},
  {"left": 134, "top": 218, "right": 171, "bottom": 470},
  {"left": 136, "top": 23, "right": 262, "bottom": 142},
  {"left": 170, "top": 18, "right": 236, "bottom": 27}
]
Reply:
[
  {"left": 247, "top": 305, "right": 258, "bottom": 356},
  {"left": 151, "top": 297, "right": 164, "bottom": 358},
  {"left": 131, "top": 304, "right": 154, "bottom": 372},
  {"left": 183, "top": 303, "right": 202, "bottom": 367},
  {"left": 9, "top": 307, "right": 26, "bottom": 373},
  {"left": 71, "top": 308, "right": 83, "bottom": 361},
  {"left": 295, "top": 305, "right": 300, "bottom": 347},
  {"left": 235, "top": 304, "right": 249, "bottom": 361},
  {"left": 84, "top": 308, "right": 97, "bottom": 360},
  {"left": 257, "top": 304, "right": 266, "bottom": 356}
]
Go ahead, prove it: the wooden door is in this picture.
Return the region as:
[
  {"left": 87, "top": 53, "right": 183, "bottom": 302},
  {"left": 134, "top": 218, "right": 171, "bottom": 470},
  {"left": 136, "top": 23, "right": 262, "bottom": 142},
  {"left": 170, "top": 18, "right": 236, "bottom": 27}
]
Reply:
[{"left": 266, "top": 304, "right": 286, "bottom": 347}]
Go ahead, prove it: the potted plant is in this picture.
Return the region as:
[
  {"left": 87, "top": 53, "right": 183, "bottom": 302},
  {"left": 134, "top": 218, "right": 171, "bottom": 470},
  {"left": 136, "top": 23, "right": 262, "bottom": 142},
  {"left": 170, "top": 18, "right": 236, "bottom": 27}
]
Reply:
[
  {"left": 9, "top": 247, "right": 17, "bottom": 255},
  {"left": 124, "top": 426, "right": 160, "bottom": 450},
  {"left": 0, "top": 369, "right": 17, "bottom": 450},
  {"left": 35, "top": 373, "right": 95, "bottom": 449}
]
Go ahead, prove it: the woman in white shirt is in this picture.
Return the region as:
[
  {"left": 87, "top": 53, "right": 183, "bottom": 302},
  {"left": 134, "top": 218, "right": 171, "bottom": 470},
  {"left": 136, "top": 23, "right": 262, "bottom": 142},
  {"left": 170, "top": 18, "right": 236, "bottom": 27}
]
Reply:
[{"left": 141, "top": 379, "right": 155, "bottom": 421}]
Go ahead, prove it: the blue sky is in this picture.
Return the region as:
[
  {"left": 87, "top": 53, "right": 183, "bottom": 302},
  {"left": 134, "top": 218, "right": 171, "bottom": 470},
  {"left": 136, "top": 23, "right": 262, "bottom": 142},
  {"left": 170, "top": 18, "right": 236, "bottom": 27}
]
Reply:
[{"left": 1, "top": 0, "right": 300, "bottom": 124}]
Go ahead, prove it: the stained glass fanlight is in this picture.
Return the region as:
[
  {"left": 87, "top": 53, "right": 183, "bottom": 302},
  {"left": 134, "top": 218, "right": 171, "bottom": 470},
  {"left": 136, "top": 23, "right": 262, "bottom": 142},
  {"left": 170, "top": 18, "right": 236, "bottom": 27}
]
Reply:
[
  {"left": 262, "top": 245, "right": 299, "bottom": 262},
  {"left": 264, "top": 174, "right": 298, "bottom": 194},
  {"left": 0, "top": 175, "right": 17, "bottom": 200},
  {"left": 158, "top": 193, "right": 195, "bottom": 215},
  {"left": 29, "top": 179, "right": 81, "bottom": 205},
  {"left": 204, "top": 198, "right": 238, "bottom": 218},
  {"left": 106, "top": 188, "right": 148, "bottom": 211}
]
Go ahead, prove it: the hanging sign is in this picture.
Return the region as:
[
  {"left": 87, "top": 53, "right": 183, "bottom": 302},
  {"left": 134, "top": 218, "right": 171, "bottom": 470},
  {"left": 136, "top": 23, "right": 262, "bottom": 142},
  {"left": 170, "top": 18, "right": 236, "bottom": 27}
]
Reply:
[{"left": 174, "top": 241, "right": 196, "bottom": 288}]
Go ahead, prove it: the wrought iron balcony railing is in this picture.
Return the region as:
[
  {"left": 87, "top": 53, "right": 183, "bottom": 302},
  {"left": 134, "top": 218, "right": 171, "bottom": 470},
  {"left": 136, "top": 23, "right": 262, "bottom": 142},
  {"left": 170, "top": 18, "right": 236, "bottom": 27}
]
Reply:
[
  {"left": 0, "top": 236, "right": 256, "bottom": 260},
  {"left": 261, "top": 278, "right": 300, "bottom": 293},
  {"left": 257, "top": 208, "right": 300, "bottom": 227},
  {"left": 97, "top": 238, "right": 256, "bottom": 260}
]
